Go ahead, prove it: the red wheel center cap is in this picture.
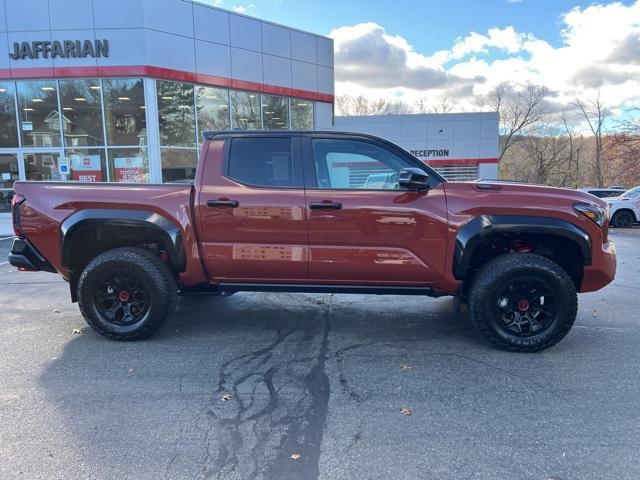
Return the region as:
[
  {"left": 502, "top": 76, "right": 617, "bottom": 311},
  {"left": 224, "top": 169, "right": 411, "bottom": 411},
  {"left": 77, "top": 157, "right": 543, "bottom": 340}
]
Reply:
[
  {"left": 118, "top": 291, "right": 130, "bottom": 302},
  {"left": 517, "top": 299, "right": 530, "bottom": 312}
]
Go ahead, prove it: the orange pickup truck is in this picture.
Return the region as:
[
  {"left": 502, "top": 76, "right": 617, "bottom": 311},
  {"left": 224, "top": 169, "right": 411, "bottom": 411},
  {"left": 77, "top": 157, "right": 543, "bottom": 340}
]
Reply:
[{"left": 8, "top": 131, "right": 616, "bottom": 351}]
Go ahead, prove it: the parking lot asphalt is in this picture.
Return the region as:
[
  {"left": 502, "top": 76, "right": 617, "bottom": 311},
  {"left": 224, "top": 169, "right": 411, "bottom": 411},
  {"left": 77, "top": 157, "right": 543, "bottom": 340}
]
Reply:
[{"left": 1, "top": 229, "right": 640, "bottom": 480}]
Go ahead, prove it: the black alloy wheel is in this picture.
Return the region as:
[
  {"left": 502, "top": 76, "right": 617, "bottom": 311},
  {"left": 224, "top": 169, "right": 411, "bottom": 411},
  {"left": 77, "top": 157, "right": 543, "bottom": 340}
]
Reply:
[
  {"left": 77, "top": 247, "right": 177, "bottom": 341},
  {"left": 493, "top": 276, "right": 558, "bottom": 337},
  {"left": 93, "top": 270, "right": 151, "bottom": 326},
  {"left": 468, "top": 253, "right": 577, "bottom": 352}
]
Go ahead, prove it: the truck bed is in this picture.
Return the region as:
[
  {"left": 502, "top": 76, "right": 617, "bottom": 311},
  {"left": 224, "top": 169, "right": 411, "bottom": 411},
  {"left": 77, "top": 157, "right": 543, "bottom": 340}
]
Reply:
[{"left": 13, "top": 181, "right": 196, "bottom": 279}]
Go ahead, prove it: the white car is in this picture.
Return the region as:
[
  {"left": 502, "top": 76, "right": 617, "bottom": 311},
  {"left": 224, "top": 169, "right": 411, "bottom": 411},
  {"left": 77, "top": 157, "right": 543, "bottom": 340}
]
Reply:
[{"left": 607, "top": 186, "right": 640, "bottom": 228}]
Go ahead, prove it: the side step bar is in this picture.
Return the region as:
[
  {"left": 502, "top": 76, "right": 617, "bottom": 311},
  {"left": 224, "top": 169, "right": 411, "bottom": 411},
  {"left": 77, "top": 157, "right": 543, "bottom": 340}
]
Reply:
[{"left": 178, "top": 283, "right": 448, "bottom": 298}]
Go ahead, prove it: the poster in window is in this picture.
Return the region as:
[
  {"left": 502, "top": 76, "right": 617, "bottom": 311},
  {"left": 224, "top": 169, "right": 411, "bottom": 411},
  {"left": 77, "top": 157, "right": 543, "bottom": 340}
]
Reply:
[
  {"left": 114, "top": 156, "right": 145, "bottom": 183},
  {"left": 71, "top": 155, "right": 102, "bottom": 182}
]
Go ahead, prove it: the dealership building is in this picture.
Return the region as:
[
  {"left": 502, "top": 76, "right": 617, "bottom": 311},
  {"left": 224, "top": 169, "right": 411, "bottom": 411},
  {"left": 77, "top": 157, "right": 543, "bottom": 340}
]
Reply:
[
  {"left": 0, "top": 0, "right": 497, "bottom": 212},
  {"left": 334, "top": 113, "right": 499, "bottom": 181}
]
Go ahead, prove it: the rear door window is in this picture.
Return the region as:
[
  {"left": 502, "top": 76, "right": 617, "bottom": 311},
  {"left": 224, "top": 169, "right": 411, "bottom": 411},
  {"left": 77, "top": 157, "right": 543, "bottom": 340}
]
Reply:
[{"left": 227, "top": 137, "right": 302, "bottom": 187}]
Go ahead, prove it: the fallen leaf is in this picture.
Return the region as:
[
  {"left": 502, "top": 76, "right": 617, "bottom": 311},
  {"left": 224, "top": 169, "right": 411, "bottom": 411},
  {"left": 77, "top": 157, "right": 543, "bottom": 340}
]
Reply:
[
  {"left": 71, "top": 328, "right": 85, "bottom": 335},
  {"left": 290, "top": 453, "right": 301, "bottom": 460},
  {"left": 400, "top": 407, "right": 412, "bottom": 416},
  {"left": 400, "top": 363, "right": 412, "bottom": 371},
  {"left": 221, "top": 392, "right": 234, "bottom": 402}
]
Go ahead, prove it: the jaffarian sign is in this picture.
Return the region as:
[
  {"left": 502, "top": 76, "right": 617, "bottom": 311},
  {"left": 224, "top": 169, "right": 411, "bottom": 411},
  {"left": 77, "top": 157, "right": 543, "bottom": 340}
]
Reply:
[{"left": 9, "top": 40, "right": 109, "bottom": 60}]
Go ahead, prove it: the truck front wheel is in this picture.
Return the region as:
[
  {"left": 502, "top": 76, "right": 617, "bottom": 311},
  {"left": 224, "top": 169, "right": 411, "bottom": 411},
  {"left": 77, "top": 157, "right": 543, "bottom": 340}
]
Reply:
[
  {"left": 468, "top": 253, "right": 577, "bottom": 352},
  {"left": 77, "top": 247, "right": 177, "bottom": 341}
]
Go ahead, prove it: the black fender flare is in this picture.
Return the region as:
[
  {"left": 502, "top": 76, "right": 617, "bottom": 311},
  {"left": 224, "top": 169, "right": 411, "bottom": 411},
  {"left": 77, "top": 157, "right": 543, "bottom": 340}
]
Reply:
[
  {"left": 60, "top": 209, "right": 186, "bottom": 271},
  {"left": 454, "top": 215, "right": 592, "bottom": 279}
]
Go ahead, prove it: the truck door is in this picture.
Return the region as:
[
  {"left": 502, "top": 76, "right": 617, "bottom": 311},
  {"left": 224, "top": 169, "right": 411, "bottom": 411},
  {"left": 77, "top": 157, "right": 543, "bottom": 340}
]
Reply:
[
  {"left": 195, "top": 136, "right": 308, "bottom": 283},
  {"left": 302, "top": 135, "right": 449, "bottom": 285}
]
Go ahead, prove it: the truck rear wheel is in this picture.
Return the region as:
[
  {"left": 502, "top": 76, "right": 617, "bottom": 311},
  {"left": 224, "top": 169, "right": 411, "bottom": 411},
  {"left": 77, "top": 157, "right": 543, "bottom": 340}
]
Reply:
[
  {"left": 77, "top": 247, "right": 177, "bottom": 341},
  {"left": 468, "top": 253, "right": 577, "bottom": 352}
]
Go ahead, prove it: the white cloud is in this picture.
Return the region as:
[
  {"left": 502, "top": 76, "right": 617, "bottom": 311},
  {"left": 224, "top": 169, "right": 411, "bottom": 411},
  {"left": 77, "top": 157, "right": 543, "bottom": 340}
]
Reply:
[
  {"left": 330, "top": 1, "right": 640, "bottom": 114},
  {"left": 231, "top": 3, "right": 255, "bottom": 13}
]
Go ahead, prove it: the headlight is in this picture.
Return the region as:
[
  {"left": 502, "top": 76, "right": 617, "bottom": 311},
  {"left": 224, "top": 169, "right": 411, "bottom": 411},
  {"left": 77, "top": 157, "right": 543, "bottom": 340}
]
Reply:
[{"left": 574, "top": 203, "right": 607, "bottom": 227}]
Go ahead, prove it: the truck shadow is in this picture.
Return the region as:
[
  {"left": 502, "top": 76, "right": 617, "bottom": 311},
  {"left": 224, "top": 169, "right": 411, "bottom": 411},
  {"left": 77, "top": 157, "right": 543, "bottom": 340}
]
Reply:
[{"left": 37, "top": 292, "right": 483, "bottom": 479}]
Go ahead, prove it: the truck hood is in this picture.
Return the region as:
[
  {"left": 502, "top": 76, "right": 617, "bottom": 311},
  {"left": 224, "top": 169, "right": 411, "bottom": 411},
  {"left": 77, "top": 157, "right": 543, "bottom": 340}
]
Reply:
[{"left": 443, "top": 181, "right": 606, "bottom": 217}]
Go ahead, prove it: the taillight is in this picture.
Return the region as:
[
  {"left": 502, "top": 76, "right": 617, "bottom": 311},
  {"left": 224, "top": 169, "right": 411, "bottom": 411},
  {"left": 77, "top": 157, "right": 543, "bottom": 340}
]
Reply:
[{"left": 11, "top": 193, "right": 26, "bottom": 236}]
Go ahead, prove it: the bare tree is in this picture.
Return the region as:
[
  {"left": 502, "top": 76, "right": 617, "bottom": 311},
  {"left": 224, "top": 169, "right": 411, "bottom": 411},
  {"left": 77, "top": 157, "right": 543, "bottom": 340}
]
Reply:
[
  {"left": 560, "top": 109, "right": 580, "bottom": 187},
  {"left": 520, "top": 124, "right": 570, "bottom": 185},
  {"left": 335, "top": 95, "right": 393, "bottom": 116},
  {"left": 414, "top": 96, "right": 453, "bottom": 114},
  {"left": 574, "top": 92, "right": 608, "bottom": 187},
  {"left": 484, "top": 82, "right": 550, "bottom": 162}
]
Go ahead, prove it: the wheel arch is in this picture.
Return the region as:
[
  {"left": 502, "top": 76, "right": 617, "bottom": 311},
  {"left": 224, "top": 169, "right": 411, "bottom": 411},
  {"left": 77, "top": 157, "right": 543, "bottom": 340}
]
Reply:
[
  {"left": 454, "top": 215, "right": 592, "bottom": 287},
  {"left": 61, "top": 209, "right": 185, "bottom": 301}
]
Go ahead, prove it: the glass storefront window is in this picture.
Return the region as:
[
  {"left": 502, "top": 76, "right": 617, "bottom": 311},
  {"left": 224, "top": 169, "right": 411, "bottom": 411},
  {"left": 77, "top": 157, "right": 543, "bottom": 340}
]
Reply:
[
  {"left": 108, "top": 147, "right": 149, "bottom": 183},
  {"left": 157, "top": 80, "right": 196, "bottom": 147},
  {"left": 65, "top": 148, "right": 107, "bottom": 183},
  {"left": 196, "top": 86, "right": 229, "bottom": 139},
  {"left": 230, "top": 91, "right": 261, "bottom": 130},
  {"left": 291, "top": 100, "right": 314, "bottom": 130},
  {"left": 262, "top": 95, "right": 289, "bottom": 130},
  {"left": 24, "top": 151, "right": 63, "bottom": 181},
  {"left": 103, "top": 78, "right": 147, "bottom": 146},
  {"left": 17, "top": 80, "right": 61, "bottom": 148},
  {"left": 0, "top": 82, "right": 18, "bottom": 147},
  {"left": 161, "top": 148, "right": 198, "bottom": 183},
  {"left": 0, "top": 154, "right": 18, "bottom": 212},
  {"left": 59, "top": 79, "right": 104, "bottom": 147}
]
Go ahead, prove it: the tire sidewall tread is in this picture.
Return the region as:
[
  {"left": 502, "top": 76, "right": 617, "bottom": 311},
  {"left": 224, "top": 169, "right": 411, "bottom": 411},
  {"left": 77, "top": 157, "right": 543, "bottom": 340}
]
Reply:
[
  {"left": 77, "top": 247, "right": 177, "bottom": 341},
  {"left": 468, "top": 253, "right": 578, "bottom": 352}
]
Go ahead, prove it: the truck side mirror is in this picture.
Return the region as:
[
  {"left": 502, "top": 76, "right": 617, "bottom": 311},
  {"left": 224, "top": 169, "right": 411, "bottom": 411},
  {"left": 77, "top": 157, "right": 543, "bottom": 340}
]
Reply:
[{"left": 398, "top": 168, "right": 430, "bottom": 191}]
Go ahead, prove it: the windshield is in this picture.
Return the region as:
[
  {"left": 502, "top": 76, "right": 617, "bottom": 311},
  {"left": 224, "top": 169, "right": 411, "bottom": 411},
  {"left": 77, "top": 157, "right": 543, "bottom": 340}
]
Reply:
[{"left": 621, "top": 187, "right": 640, "bottom": 199}]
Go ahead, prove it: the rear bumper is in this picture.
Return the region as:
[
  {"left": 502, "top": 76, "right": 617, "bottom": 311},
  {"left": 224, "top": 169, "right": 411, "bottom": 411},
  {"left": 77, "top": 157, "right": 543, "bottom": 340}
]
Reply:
[
  {"left": 581, "top": 240, "right": 616, "bottom": 293},
  {"left": 8, "top": 237, "right": 56, "bottom": 273}
]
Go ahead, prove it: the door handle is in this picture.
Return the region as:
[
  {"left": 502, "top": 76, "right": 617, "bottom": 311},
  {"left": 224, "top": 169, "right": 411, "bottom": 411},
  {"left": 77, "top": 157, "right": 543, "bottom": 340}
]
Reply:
[
  {"left": 309, "top": 201, "right": 342, "bottom": 210},
  {"left": 207, "top": 199, "right": 239, "bottom": 208}
]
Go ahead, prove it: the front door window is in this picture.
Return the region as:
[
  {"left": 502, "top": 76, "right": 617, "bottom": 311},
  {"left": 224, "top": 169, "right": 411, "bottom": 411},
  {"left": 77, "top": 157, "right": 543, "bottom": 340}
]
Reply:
[{"left": 311, "top": 139, "right": 411, "bottom": 190}]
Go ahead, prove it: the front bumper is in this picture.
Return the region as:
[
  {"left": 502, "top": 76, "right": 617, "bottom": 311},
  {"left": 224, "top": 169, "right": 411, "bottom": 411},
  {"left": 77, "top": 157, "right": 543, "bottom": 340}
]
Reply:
[
  {"left": 581, "top": 240, "right": 616, "bottom": 293},
  {"left": 8, "top": 237, "right": 56, "bottom": 273}
]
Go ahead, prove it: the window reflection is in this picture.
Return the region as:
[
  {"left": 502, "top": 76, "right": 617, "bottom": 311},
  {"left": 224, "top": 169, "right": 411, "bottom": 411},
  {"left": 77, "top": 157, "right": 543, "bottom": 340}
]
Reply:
[
  {"left": 196, "top": 86, "right": 229, "bottom": 138},
  {"left": 262, "top": 95, "right": 289, "bottom": 130},
  {"left": 17, "top": 80, "right": 61, "bottom": 147},
  {"left": 59, "top": 79, "right": 104, "bottom": 147},
  {"left": 24, "top": 152, "right": 63, "bottom": 181},
  {"left": 103, "top": 78, "right": 147, "bottom": 146},
  {"left": 161, "top": 148, "right": 198, "bottom": 183},
  {"left": 0, "top": 154, "right": 18, "bottom": 212},
  {"left": 230, "top": 91, "right": 260, "bottom": 130},
  {"left": 108, "top": 147, "right": 149, "bottom": 183},
  {"left": 291, "top": 100, "right": 314, "bottom": 130},
  {"left": 0, "top": 82, "right": 18, "bottom": 147},
  {"left": 157, "top": 80, "right": 196, "bottom": 147}
]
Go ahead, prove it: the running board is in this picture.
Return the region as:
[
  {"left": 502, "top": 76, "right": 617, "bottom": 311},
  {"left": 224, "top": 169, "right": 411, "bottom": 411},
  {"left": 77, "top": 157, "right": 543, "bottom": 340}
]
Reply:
[{"left": 217, "top": 283, "right": 448, "bottom": 297}]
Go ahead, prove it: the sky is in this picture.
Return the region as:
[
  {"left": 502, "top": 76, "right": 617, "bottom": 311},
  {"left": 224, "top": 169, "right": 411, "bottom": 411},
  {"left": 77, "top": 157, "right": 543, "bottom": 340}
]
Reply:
[{"left": 197, "top": 0, "right": 640, "bottom": 117}]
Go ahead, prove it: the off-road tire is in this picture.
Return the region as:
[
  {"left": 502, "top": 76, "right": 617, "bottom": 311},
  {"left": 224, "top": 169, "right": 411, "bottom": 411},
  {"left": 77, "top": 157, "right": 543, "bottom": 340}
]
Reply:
[
  {"left": 468, "top": 253, "right": 577, "bottom": 352},
  {"left": 611, "top": 210, "right": 635, "bottom": 228},
  {"left": 77, "top": 247, "right": 177, "bottom": 340}
]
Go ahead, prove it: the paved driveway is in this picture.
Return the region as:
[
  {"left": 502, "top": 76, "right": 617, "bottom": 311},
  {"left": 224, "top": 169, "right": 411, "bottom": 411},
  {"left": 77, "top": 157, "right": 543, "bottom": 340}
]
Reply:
[{"left": 1, "top": 230, "right": 639, "bottom": 480}]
